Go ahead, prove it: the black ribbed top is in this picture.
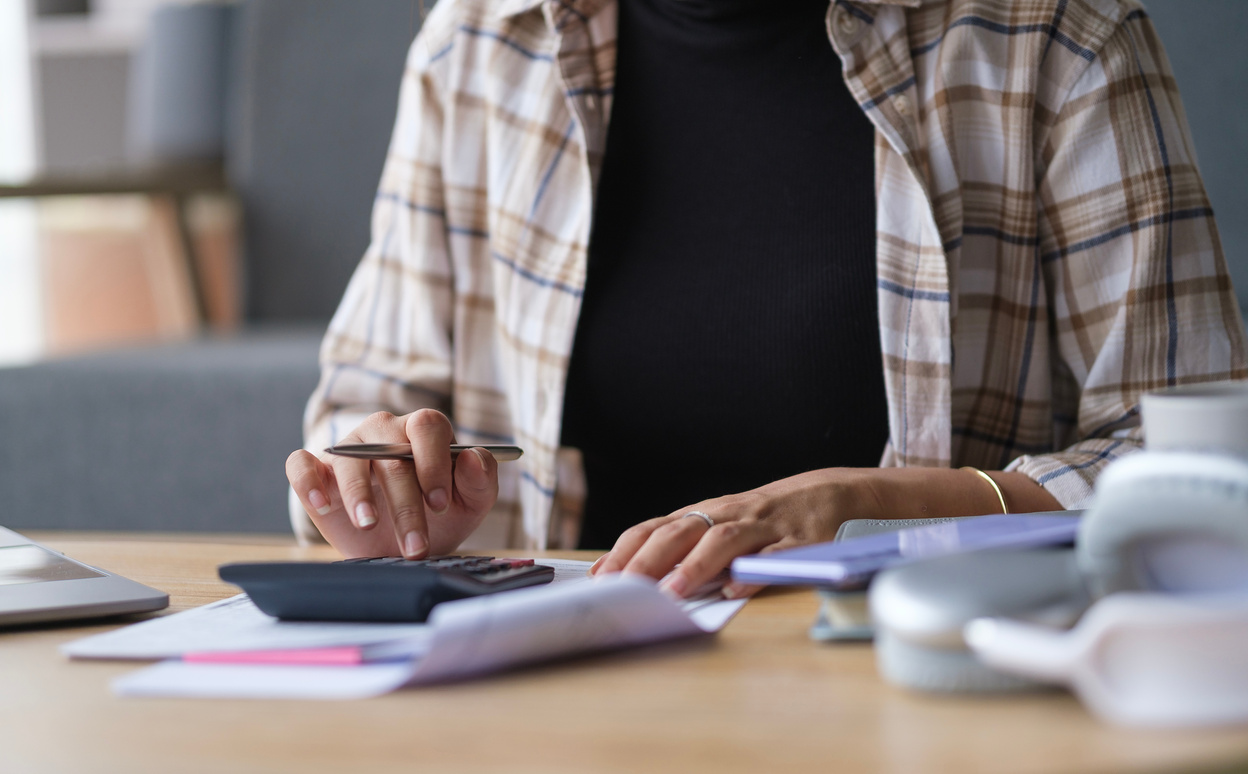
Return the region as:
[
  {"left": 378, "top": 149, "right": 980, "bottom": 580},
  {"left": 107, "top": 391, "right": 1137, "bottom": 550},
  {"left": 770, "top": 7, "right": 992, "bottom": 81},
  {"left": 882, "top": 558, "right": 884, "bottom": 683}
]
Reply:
[{"left": 561, "top": 0, "right": 888, "bottom": 549}]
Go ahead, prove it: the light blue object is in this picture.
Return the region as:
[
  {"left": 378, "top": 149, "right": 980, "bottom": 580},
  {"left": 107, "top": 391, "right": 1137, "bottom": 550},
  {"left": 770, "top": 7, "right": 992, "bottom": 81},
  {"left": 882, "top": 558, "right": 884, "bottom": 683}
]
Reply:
[
  {"left": 809, "top": 588, "right": 872, "bottom": 642},
  {"left": 732, "top": 513, "right": 1081, "bottom": 587},
  {"left": 870, "top": 549, "right": 1089, "bottom": 692}
]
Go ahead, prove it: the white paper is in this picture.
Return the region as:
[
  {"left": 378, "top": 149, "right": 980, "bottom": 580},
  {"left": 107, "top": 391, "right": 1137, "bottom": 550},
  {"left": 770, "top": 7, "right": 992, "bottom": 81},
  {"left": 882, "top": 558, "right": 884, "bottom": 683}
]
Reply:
[
  {"left": 66, "top": 559, "right": 594, "bottom": 661},
  {"left": 62, "top": 595, "right": 433, "bottom": 660},
  {"left": 406, "top": 574, "right": 736, "bottom": 684},
  {"left": 534, "top": 558, "right": 597, "bottom": 584},
  {"left": 114, "top": 661, "right": 419, "bottom": 700},
  {"left": 99, "top": 566, "right": 747, "bottom": 700},
  {"left": 685, "top": 593, "right": 747, "bottom": 632}
]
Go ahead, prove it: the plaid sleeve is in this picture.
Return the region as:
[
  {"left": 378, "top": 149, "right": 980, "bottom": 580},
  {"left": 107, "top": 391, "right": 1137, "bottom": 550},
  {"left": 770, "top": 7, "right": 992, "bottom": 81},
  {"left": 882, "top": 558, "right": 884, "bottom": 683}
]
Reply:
[
  {"left": 1006, "top": 5, "right": 1248, "bottom": 508},
  {"left": 290, "top": 25, "right": 458, "bottom": 540}
]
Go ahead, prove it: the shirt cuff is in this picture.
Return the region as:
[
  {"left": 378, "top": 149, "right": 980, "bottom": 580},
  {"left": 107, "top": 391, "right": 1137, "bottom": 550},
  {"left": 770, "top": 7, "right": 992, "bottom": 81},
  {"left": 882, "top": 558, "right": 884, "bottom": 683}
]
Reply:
[{"left": 1004, "top": 438, "right": 1142, "bottom": 510}]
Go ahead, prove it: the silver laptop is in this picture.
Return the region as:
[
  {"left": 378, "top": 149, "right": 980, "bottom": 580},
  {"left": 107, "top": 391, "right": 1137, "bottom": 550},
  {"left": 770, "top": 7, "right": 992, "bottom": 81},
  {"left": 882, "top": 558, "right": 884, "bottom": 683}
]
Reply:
[{"left": 0, "top": 526, "right": 168, "bottom": 626}]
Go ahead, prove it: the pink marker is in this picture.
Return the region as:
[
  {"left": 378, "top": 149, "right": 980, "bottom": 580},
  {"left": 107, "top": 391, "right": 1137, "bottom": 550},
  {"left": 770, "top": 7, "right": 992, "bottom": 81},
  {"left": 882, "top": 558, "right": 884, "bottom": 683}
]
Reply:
[{"left": 184, "top": 647, "right": 367, "bottom": 666}]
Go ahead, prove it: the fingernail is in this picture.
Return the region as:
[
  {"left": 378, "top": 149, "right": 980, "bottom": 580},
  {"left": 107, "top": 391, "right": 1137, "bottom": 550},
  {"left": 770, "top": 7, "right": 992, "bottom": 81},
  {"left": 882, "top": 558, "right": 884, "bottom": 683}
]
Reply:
[
  {"left": 589, "top": 554, "right": 607, "bottom": 576},
  {"left": 354, "top": 502, "right": 376, "bottom": 528},
  {"left": 722, "top": 583, "right": 741, "bottom": 599},
  {"left": 660, "top": 574, "right": 688, "bottom": 599},
  {"left": 308, "top": 489, "right": 331, "bottom": 516},
  {"left": 403, "top": 531, "right": 427, "bottom": 559},
  {"left": 426, "top": 488, "right": 448, "bottom": 515},
  {"left": 467, "top": 448, "right": 490, "bottom": 486}
]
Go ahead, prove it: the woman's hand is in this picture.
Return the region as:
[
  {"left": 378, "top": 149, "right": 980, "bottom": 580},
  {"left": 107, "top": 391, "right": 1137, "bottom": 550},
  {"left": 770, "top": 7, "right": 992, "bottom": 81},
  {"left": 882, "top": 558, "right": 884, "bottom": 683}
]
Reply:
[
  {"left": 285, "top": 409, "right": 499, "bottom": 559},
  {"left": 589, "top": 468, "right": 882, "bottom": 600},
  {"left": 589, "top": 467, "right": 1060, "bottom": 599}
]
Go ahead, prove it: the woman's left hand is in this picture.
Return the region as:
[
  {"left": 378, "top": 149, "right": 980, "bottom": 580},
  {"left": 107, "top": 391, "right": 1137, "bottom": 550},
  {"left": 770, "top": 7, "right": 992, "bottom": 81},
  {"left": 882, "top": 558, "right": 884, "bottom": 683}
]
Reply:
[
  {"left": 587, "top": 466, "right": 1061, "bottom": 599},
  {"left": 588, "top": 468, "right": 886, "bottom": 599}
]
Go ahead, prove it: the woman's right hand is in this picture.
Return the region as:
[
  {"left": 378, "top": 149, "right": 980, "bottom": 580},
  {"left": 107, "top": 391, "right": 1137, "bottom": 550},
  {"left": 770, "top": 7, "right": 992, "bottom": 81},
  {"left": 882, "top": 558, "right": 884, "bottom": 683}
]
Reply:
[{"left": 285, "top": 409, "right": 500, "bottom": 559}]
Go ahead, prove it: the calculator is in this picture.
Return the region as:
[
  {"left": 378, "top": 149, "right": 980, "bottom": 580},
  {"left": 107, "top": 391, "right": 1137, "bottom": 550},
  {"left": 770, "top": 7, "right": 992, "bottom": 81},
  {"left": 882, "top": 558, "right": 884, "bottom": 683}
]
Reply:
[{"left": 218, "top": 556, "right": 556, "bottom": 623}]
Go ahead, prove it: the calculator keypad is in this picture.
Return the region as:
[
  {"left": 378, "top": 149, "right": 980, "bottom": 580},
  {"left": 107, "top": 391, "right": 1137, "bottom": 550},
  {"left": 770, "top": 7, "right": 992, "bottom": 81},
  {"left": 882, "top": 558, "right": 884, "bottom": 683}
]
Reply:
[{"left": 336, "top": 555, "right": 539, "bottom": 583}]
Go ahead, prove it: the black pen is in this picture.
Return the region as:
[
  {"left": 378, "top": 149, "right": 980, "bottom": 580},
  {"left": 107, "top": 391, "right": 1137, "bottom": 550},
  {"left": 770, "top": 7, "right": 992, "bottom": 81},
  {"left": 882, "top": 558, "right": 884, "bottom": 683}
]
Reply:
[{"left": 325, "top": 443, "right": 523, "bottom": 462}]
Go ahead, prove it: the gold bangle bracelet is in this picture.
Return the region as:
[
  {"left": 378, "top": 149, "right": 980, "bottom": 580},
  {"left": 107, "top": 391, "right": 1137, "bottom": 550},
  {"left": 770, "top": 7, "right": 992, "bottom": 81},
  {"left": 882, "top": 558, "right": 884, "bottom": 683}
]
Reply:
[{"left": 960, "top": 466, "right": 1009, "bottom": 514}]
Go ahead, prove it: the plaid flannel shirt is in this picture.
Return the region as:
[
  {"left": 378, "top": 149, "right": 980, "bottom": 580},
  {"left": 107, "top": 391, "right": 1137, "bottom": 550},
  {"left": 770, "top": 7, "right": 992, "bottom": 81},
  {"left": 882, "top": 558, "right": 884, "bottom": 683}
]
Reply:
[{"left": 295, "top": 0, "right": 1247, "bottom": 548}]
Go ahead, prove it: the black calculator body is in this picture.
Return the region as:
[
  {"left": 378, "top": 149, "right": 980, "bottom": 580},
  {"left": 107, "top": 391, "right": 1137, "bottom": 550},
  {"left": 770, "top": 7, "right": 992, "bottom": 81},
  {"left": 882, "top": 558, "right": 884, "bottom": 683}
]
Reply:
[{"left": 218, "top": 556, "right": 556, "bottom": 623}]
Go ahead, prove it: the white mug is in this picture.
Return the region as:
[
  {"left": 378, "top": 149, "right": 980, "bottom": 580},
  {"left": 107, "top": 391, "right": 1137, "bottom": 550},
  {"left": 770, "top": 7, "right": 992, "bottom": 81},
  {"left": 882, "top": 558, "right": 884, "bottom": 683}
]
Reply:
[{"left": 1140, "top": 381, "right": 1248, "bottom": 459}]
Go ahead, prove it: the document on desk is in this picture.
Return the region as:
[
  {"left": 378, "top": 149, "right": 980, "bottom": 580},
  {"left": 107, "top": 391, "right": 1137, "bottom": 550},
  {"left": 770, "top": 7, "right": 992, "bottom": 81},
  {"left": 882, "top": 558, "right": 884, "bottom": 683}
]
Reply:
[
  {"left": 65, "top": 559, "right": 747, "bottom": 700},
  {"left": 62, "top": 594, "right": 433, "bottom": 660},
  {"left": 63, "top": 558, "right": 594, "bottom": 660}
]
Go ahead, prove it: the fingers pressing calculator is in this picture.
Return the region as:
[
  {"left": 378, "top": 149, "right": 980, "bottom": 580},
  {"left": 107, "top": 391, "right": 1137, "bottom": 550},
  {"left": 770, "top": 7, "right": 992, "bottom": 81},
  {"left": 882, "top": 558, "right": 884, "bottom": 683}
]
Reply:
[{"left": 219, "top": 556, "right": 556, "bottom": 623}]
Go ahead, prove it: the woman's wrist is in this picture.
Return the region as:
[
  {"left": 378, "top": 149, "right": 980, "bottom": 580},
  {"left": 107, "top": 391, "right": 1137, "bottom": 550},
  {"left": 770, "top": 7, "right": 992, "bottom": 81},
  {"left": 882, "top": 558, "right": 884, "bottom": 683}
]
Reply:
[
  {"left": 844, "top": 467, "right": 1061, "bottom": 522},
  {"left": 988, "top": 470, "right": 1062, "bottom": 513}
]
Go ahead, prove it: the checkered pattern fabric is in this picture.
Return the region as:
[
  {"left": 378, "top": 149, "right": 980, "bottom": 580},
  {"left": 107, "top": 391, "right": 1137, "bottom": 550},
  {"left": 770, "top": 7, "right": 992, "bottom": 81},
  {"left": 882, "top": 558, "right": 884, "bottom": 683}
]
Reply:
[{"left": 295, "top": 0, "right": 1247, "bottom": 548}]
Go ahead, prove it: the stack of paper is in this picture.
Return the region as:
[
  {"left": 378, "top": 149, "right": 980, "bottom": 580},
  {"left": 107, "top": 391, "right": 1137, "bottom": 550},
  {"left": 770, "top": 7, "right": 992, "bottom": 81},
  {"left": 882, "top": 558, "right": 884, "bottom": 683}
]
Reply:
[{"left": 63, "top": 559, "right": 746, "bottom": 700}]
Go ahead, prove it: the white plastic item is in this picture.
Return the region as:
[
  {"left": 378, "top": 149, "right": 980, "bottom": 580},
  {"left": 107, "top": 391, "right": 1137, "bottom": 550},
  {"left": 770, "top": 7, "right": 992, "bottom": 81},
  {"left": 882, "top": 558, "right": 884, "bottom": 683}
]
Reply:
[
  {"left": 965, "top": 592, "right": 1248, "bottom": 727},
  {"left": 1078, "top": 452, "right": 1248, "bottom": 598},
  {"left": 1141, "top": 381, "right": 1248, "bottom": 458}
]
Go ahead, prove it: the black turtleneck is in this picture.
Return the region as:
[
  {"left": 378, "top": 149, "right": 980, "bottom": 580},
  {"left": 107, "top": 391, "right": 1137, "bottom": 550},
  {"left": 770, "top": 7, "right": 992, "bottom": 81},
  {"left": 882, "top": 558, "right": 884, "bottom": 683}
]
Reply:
[{"left": 561, "top": 0, "right": 888, "bottom": 549}]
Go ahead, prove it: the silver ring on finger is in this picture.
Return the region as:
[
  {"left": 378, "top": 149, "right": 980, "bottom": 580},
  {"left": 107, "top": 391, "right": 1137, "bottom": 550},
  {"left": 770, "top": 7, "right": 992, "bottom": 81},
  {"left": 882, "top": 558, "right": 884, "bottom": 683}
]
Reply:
[{"left": 682, "top": 510, "right": 714, "bottom": 529}]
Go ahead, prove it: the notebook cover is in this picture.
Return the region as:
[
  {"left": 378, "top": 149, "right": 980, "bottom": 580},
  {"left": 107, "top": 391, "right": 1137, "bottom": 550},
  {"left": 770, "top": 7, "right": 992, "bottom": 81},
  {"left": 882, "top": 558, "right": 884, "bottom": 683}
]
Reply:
[{"left": 732, "top": 513, "right": 1081, "bottom": 588}]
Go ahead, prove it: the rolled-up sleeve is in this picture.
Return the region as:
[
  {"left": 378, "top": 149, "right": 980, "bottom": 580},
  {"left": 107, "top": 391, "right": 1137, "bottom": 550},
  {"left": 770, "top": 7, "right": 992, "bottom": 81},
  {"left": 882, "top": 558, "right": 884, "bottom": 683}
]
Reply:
[{"left": 1006, "top": 8, "right": 1248, "bottom": 508}]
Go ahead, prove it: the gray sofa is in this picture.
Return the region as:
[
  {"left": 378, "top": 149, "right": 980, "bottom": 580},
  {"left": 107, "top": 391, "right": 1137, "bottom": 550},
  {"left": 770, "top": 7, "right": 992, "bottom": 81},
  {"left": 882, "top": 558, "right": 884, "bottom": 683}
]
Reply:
[
  {"left": 0, "top": 0, "right": 417, "bottom": 533},
  {"left": 0, "top": 328, "right": 321, "bottom": 532}
]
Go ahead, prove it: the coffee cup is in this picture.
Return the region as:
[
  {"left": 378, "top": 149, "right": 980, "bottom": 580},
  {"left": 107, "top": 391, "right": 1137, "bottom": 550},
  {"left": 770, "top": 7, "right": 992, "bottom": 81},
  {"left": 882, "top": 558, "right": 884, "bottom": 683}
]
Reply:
[{"left": 1140, "top": 381, "right": 1248, "bottom": 459}]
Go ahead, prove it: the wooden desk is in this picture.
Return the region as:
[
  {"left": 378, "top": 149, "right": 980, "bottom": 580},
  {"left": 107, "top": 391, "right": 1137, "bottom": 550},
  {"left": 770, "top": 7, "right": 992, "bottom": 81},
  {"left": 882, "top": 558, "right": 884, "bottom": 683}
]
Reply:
[{"left": 3, "top": 533, "right": 1246, "bottom": 774}]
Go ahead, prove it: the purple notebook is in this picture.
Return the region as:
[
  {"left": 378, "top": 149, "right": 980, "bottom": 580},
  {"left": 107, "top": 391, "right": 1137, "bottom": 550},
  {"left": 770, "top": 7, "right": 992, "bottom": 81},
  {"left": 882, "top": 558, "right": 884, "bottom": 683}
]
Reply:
[{"left": 730, "top": 514, "right": 1080, "bottom": 588}]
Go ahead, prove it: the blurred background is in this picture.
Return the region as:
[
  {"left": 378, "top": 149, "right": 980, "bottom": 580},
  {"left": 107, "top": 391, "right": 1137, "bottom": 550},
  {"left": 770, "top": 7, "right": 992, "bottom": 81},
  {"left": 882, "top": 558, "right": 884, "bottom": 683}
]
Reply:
[
  {"left": 0, "top": 0, "right": 427, "bottom": 361},
  {"left": 0, "top": 0, "right": 417, "bottom": 533},
  {"left": 4, "top": 0, "right": 232, "bottom": 362},
  {"left": 0, "top": 0, "right": 1243, "bottom": 535}
]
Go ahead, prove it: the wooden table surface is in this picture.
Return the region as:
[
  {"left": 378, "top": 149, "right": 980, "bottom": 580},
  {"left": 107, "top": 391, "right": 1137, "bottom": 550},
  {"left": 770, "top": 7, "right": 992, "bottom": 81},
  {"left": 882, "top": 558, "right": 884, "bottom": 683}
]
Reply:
[{"left": 3, "top": 532, "right": 1246, "bottom": 774}]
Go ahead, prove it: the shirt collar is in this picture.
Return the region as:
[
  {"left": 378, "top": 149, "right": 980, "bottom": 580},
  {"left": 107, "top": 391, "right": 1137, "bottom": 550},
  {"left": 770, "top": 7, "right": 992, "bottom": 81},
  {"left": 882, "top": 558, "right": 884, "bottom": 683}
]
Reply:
[
  {"left": 495, "top": 0, "right": 612, "bottom": 21},
  {"left": 493, "top": 0, "right": 542, "bottom": 19},
  {"left": 495, "top": 0, "right": 923, "bottom": 22},
  {"left": 857, "top": 0, "right": 924, "bottom": 7}
]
